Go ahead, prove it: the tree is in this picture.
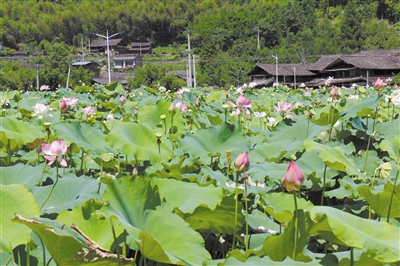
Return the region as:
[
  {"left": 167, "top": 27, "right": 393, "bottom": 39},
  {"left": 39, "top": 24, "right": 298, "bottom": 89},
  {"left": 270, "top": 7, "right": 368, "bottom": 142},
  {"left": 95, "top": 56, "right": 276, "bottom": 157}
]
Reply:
[{"left": 340, "top": 0, "right": 364, "bottom": 53}]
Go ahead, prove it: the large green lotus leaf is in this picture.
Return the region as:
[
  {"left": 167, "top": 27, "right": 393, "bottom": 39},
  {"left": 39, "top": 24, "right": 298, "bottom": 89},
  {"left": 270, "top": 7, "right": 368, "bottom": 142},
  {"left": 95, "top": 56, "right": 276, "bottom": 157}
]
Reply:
[
  {"left": 57, "top": 205, "right": 124, "bottom": 250},
  {"left": 310, "top": 206, "right": 400, "bottom": 263},
  {"left": 0, "top": 117, "right": 45, "bottom": 144},
  {"left": 101, "top": 176, "right": 211, "bottom": 265},
  {"left": 151, "top": 177, "right": 224, "bottom": 213},
  {"left": 340, "top": 95, "right": 380, "bottom": 120},
  {"left": 137, "top": 99, "right": 185, "bottom": 130},
  {"left": 375, "top": 121, "right": 400, "bottom": 139},
  {"left": 263, "top": 192, "right": 314, "bottom": 224},
  {"left": 379, "top": 136, "right": 400, "bottom": 162},
  {"left": 355, "top": 150, "right": 380, "bottom": 177},
  {"left": 0, "top": 164, "right": 43, "bottom": 189},
  {"left": 54, "top": 121, "right": 115, "bottom": 154},
  {"left": 12, "top": 215, "right": 132, "bottom": 265},
  {"left": 357, "top": 182, "right": 400, "bottom": 218},
  {"left": 206, "top": 90, "right": 226, "bottom": 102},
  {"left": 32, "top": 174, "right": 100, "bottom": 214},
  {"left": 184, "top": 194, "right": 244, "bottom": 234},
  {"left": 269, "top": 117, "right": 330, "bottom": 141},
  {"left": 325, "top": 176, "right": 362, "bottom": 199},
  {"left": 222, "top": 255, "right": 319, "bottom": 265},
  {"left": 0, "top": 184, "right": 40, "bottom": 253},
  {"left": 253, "top": 210, "right": 315, "bottom": 262},
  {"left": 179, "top": 123, "right": 250, "bottom": 162},
  {"left": 296, "top": 150, "right": 339, "bottom": 186},
  {"left": 250, "top": 140, "right": 303, "bottom": 163},
  {"left": 105, "top": 121, "right": 172, "bottom": 164},
  {"left": 303, "top": 138, "right": 361, "bottom": 176},
  {"left": 311, "top": 105, "right": 340, "bottom": 126},
  {"left": 246, "top": 162, "right": 288, "bottom": 184}
]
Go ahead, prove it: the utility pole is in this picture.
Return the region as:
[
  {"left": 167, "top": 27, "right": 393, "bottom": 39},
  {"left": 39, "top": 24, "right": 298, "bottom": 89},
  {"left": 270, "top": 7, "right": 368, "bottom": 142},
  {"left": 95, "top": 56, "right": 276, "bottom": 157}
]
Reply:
[
  {"left": 193, "top": 54, "right": 196, "bottom": 88},
  {"left": 257, "top": 27, "right": 260, "bottom": 50},
  {"left": 186, "top": 30, "right": 193, "bottom": 87},
  {"left": 81, "top": 38, "right": 84, "bottom": 61},
  {"left": 90, "top": 30, "right": 124, "bottom": 84},
  {"left": 271, "top": 54, "right": 278, "bottom": 87}
]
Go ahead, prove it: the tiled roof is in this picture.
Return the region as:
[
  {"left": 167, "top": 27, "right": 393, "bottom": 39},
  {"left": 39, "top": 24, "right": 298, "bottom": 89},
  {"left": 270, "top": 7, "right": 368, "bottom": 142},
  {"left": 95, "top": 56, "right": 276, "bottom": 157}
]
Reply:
[{"left": 89, "top": 39, "right": 122, "bottom": 47}]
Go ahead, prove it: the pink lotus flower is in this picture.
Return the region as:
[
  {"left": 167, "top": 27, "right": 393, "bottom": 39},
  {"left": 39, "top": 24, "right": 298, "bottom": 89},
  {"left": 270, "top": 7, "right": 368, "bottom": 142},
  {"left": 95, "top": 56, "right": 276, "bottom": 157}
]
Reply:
[
  {"left": 58, "top": 99, "right": 68, "bottom": 112},
  {"left": 281, "top": 161, "right": 304, "bottom": 192},
  {"left": 32, "top": 103, "right": 53, "bottom": 119},
  {"left": 273, "top": 101, "right": 294, "bottom": 118},
  {"left": 83, "top": 106, "right": 96, "bottom": 116},
  {"left": 374, "top": 77, "right": 387, "bottom": 89},
  {"left": 41, "top": 139, "right": 68, "bottom": 167},
  {"left": 175, "top": 101, "right": 188, "bottom": 113},
  {"left": 62, "top": 96, "right": 78, "bottom": 107},
  {"left": 59, "top": 97, "right": 78, "bottom": 111},
  {"left": 234, "top": 150, "right": 250, "bottom": 173},
  {"left": 329, "top": 86, "right": 338, "bottom": 97},
  {"left": 120, "top": 95, "right": 126, "bottom": 104},
  {"left": 227, "top": 94, "right": 252, "bottom": 115}
]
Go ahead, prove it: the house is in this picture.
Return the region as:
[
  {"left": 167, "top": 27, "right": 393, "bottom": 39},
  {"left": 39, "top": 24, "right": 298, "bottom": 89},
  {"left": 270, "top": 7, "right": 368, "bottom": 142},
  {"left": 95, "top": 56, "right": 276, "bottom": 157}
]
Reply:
[
  {"left": 89, "top": 39, "right": 122, "bottom": 54},
  {"left": 307, "top": 49, "right": 400, "bottom": 87},
  {"left": 248, "top": 63, "right": 316, "bottom": 88},
  {"left": 249, "top": 49, "right": 400, "bottom": 88},
  {"left": 128, "top": 42, "right": 152, "bottom": 54},
  {"left": 92, "top": 72, "right": 133, "bottom": 88},
  {"left": 72, "top": 61, "right": 100, "bottom": 77},
  {"left": 113, "top": 54, "right": 142, "bottom": 69}
]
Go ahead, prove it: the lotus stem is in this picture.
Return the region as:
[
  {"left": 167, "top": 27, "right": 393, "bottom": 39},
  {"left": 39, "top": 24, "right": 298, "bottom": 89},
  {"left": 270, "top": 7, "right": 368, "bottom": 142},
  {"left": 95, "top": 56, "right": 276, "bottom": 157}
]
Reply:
[
  {"left": 40, "top": 160, "right": 59, "bottom": 211},
  {"left": 244, "top": 182, "right": 249, "bottom": 251},
  {"left": 328, "top": 105, "right": 336, "bottom": 142},
  {"left": 232, "top": 172, "right": 239, "bottom": 250},
  {"left": 80, "top": 150, "right": 84, "bottom": 174},
  {"left": 110, "top": 218, "right": 121, "bottom": 266},
  {"left": 386, "top": 160, "right": 399, "bottom": 223},
  {"left": 293, "top": 190, "right": 299, "bottom": 260},
  {"left": 321, "top": 164, "right": 327, "bottom": 206},
  {"left": 350, "top": 247, "right": 354, "bottom": 266}
]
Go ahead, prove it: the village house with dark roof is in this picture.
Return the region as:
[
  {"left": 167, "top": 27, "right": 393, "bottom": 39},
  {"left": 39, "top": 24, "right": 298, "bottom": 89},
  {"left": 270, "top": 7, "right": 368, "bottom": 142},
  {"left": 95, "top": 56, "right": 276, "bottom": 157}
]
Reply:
[
  {"left": 88, "top": 38, "right": 123, "bottom": 54},
  {"left": 128, "top": 42, "right": 153, "bottom": 54},
  {"left": 249, "top": 49, "right": 400, "bottom": 88}
]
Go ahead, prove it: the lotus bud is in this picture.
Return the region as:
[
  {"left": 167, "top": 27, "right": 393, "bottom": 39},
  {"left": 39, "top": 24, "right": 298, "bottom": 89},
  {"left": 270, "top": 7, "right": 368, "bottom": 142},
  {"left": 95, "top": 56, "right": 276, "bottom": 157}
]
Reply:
[
  {"left": 281, "top": 161, "right": 304, "bottom": 192},
  {"left": 132, "top": 167, "right": 138, "bottom": 176},
  {"left": 329, "top": 86, "right": 338, "bottom": 98},
  {"left": 233, "top": 150, "right": 250, "bottom": 173},
  {"left": 58, "top": 99, "right": 67, "bottom": 112},
  {"left": 120, "top": 95, "right": 126, "bottom": 104},
  {"left": 168, "top": 102, "right": 176, "bottom": 114}
]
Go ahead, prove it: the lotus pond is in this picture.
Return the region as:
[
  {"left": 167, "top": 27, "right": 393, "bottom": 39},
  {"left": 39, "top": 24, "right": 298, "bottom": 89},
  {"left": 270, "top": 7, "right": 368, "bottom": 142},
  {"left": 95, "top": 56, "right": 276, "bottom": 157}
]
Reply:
[{"left": 0, "top": 82, "right": 399, "bottom": 265}]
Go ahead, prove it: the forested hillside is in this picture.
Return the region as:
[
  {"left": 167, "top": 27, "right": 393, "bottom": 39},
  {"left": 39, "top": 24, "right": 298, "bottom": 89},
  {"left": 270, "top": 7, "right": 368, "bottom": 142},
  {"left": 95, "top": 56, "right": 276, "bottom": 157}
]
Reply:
[{"left": 1, "top": 0, "right": 400, "bottom": 88}]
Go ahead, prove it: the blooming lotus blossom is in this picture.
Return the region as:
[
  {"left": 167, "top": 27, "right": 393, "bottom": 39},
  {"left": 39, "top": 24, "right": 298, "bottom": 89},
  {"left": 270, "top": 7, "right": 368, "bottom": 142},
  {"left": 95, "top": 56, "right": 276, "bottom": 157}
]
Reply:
[
  {"left": 374, "top": 77, "right": 387, "bottom": 89},
  {"left": 325, "top": 76, "right": 334, "bottom": 86},
  {"left": 1, "top": 98, "right": 10, "bottom": 106},
  {"left": 228, "top": 94, "right": 252, "bottom": 115},
  {"left": 32, "top": 103, "right": 53, "bottom": 119},
  {"left": 175, "top": 101, "right": 188, "bottom": 113},
  {"left": 158, "top": 86, "right": 166, "bottom": 93},
  {"left": 41, "top": 139, "right": 68, "bottom": 167},
  {"left": 59, "top": 97, "right": 78, "bottom": 111},
  {"left": 233, "top": 150, "right": 250, "bottom": 173},
  {"left": 267, "top": 117, "right": 278, "bottom": 127},
  {"left": 253, "top": 111, "right": 266, "bottom": 118},
  {"left": 62, "top": 96, "right": 78, "bottom": 107},
  {"left": 83, "top": 106, "right": 96, "bottom": 116},
  {"left": 273, "top": 101, "right": 294, "bottom": 118},
  {"left": 281, "top": 161, "right": 304, "bottom": 192},
  {"left": 40, "top": 85, "right": 50, "bottom": 91}
]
